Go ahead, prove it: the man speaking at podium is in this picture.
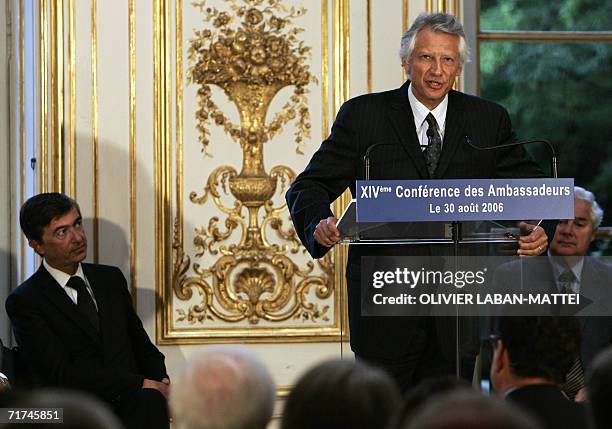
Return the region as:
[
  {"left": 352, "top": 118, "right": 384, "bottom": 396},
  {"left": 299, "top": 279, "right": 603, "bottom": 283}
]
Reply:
[{"left": 286, "top": 12, "right": 549, "bottom": 391}]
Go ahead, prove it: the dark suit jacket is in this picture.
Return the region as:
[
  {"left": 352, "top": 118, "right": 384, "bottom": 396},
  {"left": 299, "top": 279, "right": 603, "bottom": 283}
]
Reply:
[
  {"left": 5, "top": 263, "right": 167, "bottom": 401},
  {"left": 494, "top": 256, "right": 612, "bottom": 370},
  {"left": 286, "top": 81, "right": 545, "bottom": 361},
  {"left": 507, "top": 384, "right": 591, "bottom": 429}
]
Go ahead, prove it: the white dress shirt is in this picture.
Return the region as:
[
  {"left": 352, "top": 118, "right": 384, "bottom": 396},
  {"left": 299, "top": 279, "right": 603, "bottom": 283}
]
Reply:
[
  {"left": 407, "top": 82, "right": 449, "bottom": 151},
  {"left": 547, "top": 252, "right": 584, "bottom": 293},
  {"left": 43, "top": 259, "right": 99, "bottom": 310}
]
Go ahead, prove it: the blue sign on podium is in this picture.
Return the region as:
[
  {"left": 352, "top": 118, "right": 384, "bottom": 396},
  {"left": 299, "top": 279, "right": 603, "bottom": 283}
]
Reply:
[{"left": 356, "top": 178, "right": 574, "bottom": 222}]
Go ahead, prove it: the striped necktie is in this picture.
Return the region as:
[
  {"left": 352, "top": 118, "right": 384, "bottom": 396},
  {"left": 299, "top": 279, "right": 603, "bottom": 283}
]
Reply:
[
  {"left": 558, "top": 269, "right": 576, "bottom": 293},
  {"left": 561, "top": 357, "right": 585, "bottom": 401}
]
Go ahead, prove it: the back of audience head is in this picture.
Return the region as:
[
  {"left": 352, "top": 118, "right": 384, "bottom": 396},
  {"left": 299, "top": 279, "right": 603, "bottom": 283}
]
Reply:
[
  {"left": 281, "top": 359, "right": 401, "bottom": 429},
  {"left": 587, "top": 346, "right": 612, "bottom": 429},
  {"left": 171, "top": 346, "right": 275, "bottom": 429},
  {"left": 403, "top": 390, "right": 541, "bottom": 429},
  {"left": 395, "top": 375, "right": 471, "bottom": 428},
  {"left": 7, "top": 388, "right": 122, "bottom": 429},
  {"left": 491, "top": 316, "right": 580, "bottom": 393}
]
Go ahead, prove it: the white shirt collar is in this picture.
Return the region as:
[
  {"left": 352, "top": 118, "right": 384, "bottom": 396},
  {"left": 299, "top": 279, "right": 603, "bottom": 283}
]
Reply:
[
  {"left": 407, "top": 82, "right": 449, "bottom": 137},
  {"left": 43, "top": 259, "right": 86, "bottom": 288}
]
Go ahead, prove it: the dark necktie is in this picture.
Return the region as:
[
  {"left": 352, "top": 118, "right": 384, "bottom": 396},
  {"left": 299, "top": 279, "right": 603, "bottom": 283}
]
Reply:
[
  {"left": 557, "top": 269, "right": 584, "bottom": 399},
  {"left": 561, "top": 357, "right": 585, "bottom": 401},
  {"left": 558, "top": 269, "right": 576, "bottom": 293},
  {"left": 67, "top": 276, "right": 99, "bottom": 331},
  {"left": 424, "top": 113, "right": 442, "bottom": 177}
]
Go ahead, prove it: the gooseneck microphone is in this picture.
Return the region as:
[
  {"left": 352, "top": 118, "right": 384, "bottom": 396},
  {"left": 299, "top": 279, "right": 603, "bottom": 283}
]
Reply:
[
  {"left": 363, "top": 143, "right": 401, "bottom": 180},
  {"left": 464, "top": 136, "right": 558, "bottom": 178}
]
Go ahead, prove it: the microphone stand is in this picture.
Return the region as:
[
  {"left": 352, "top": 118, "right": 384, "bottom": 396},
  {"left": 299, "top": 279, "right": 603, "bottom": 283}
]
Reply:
[
  {"left": 464, "top": 136, "right": 558, "bottom": 179},
  {"left": 363, "top": 143, "right": 401, "bottom": 180}
]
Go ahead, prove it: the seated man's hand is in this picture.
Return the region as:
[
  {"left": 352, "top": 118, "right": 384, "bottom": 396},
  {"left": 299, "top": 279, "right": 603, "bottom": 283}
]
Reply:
[
  {"left": 314, "top": 216, "right": 340, "bottom": 247},
  {"left": 517, "top": 221, "right": 547, "bottom": 257},
  {"left": 574, "top": 387, "right": 587, "bottom": 402},
  {"left": 143, "top": 378, "right": 170, "bottom": 399}
]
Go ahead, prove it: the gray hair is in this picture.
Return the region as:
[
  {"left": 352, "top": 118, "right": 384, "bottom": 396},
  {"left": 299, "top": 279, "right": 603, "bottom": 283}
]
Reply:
[
  {"left": 574, "top": 186, "right": 604, "bottom": 229},
  {"left": 399, "top": 13, "right": 470, "bottom": 64},
  {"left": 171, "top": 346, "right": 276, "bottom": 429}
]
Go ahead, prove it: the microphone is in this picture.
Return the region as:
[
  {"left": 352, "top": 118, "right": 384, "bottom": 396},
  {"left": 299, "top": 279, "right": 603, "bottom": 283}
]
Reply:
[
  {"left": 464, "top": 135, "right": 558, "bottom": 178},
  {"left": 363, "top": 143, "right": 400, "bottom": 180}
]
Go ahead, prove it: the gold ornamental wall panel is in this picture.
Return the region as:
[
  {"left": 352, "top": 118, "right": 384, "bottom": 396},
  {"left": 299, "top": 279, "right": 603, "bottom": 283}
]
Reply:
[{"left": 156, "top": 0, "right": 350, "bottom": 343}]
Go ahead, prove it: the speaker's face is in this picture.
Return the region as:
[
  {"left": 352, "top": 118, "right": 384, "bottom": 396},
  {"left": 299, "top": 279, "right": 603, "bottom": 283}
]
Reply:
[{"left": 402, "top": 27, "right": 462, "bottom": 111}]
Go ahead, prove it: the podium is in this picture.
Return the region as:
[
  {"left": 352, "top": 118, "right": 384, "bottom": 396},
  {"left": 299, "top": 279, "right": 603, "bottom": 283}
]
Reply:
[{"left": 336, "top": 179, "right": 574, "bottom": 381}]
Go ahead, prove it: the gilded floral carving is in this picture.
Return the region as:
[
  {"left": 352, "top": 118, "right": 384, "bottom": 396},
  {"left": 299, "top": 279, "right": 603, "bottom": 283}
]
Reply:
[{"left": 173, "top": 0, "right": 334, "bottom": 329}]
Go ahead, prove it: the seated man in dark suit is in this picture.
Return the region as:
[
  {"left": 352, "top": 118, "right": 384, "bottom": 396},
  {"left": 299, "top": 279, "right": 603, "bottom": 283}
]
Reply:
[
  {"left": 548, "top": 186, "right": 612, "bottom": 400},
  {"left": 493, "top": 186, "right": 612, "bottom": 400},
  {"left": 489, "top": 316, "right": 591, "bottom": 429},
  {"left": 5, "top": 193, "right": 170, "bottom": 429}
]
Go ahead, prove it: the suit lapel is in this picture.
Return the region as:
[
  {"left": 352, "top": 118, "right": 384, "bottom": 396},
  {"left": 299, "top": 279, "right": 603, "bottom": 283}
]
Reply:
[
  {"left": 388, "top": 82, "right": 429, "bottom": 179},
  {"left": 436, "top": 90, "right": 467, "bottom": 178},
  {"left": 578, "top": 258, "right": 607, "bottom": 324},
  {"left": 35, "top": 265, "right": 103, "bottom": 348},
  {"left": 580, "top": 257, "right": 600, "bottom": 298}
]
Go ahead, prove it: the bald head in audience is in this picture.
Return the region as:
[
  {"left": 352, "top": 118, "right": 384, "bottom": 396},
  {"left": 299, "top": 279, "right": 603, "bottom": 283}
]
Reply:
[{"left": 171, "top": 346, "right": 275, "bottom": 429}]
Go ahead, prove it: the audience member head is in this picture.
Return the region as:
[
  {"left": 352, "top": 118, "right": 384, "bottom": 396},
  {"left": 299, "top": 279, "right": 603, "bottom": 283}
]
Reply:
[
  {"left": 10, "top": 388, "right": 122, "bottom": 429},
  {"left": 550, "top": 186, "right": 602, "bottom": 258},
  {"left": 490, "top": 316, "right": 580, "bottom": 394},
  {"left": 171, "top": 346, "right": 275, "bottom": 429},
  {"left": 587, "top": 346, "right": 612, "bottom": 429},
  {"left": 281, "top": 359, "right": 401, "bottom": 429},
  {"left": 399, "top": 13, "right": 469, "bottom": 65},
  {"left": 395, "top": 376, "right": 471, "bottom": 428},
  {"left": 403, "top": 390, "right": 540, "bottom": 429},
  {"left": 19, "top": 193, "right": 86, "bottom": 275}
]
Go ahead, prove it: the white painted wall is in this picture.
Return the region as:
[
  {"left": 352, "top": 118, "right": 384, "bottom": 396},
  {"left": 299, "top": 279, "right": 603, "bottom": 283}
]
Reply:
[{"left": 1, "top": 0, "right": 13, "bottom": 345}]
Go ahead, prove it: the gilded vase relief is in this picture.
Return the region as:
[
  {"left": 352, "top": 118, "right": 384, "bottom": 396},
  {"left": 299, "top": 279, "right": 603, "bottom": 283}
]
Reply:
[{"left": 174, "top": 0, "right": 334, "bottom": 327}]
